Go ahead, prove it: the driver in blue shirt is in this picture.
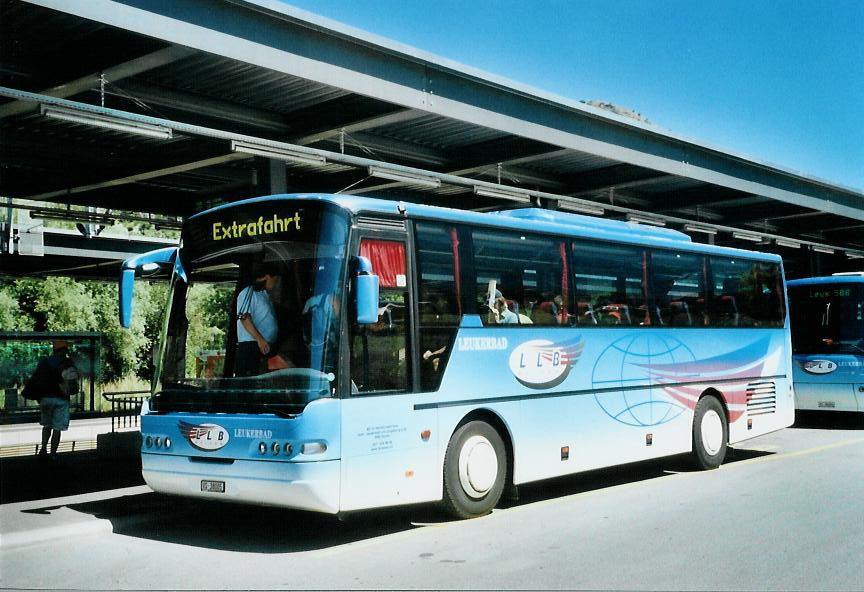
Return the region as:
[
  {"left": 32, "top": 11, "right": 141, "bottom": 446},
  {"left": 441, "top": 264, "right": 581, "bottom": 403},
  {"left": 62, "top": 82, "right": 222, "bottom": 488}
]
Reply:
[{"left": 235, "top": 264, "right": 280, "bottom": 376}]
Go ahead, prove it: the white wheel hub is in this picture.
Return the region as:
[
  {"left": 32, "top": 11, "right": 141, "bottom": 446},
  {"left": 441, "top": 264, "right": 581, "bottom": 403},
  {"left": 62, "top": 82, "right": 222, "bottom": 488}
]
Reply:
[
  {"left": 458, "top": 435, "right": 498, "bottom": 498},
  {"left": 700, "top": 409, "right": 724, "bottom": 455}
]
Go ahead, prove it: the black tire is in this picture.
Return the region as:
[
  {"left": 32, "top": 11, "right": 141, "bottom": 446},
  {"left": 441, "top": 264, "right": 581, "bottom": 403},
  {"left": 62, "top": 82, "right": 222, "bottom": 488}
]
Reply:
[
  {"left": 692, "top": 396, "right": 728, "bottom": 469},
  {"left": 442, "top": 421, "right": 507, "bottom": 519}
]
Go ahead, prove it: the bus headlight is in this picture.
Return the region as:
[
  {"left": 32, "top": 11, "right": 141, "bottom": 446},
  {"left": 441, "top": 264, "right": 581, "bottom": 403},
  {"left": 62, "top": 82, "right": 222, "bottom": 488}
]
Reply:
[
  {"left": 258, "top": 442, "right": 267, "bottom": 455},
  {"left": 271, "top": 442, "right": 280, "bottom": 455}
]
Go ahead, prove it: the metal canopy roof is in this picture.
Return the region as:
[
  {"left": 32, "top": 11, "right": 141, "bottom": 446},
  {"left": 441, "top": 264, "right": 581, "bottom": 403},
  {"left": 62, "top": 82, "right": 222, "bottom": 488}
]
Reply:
[{"left": 2, "top": 0, "right": 863, "bottom": 280}]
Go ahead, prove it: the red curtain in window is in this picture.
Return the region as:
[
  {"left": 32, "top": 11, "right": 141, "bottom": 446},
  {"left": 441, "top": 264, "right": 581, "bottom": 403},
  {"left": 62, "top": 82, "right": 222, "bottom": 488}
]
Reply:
[
  {"left": 449, "top": 227, "right": 462, "bottom": 314},
  {"left": 360, "top": 239, "right": 406, "bottom": 288},
  {"left": 559, "top": 242, "right": 568, "bottom": 323}
]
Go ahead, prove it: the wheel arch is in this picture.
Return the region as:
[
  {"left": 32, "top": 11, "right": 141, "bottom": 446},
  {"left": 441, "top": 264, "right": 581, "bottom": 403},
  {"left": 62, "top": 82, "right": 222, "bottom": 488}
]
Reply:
[{"left": 450, "top": 408, "right": 515, "bottom": 487}]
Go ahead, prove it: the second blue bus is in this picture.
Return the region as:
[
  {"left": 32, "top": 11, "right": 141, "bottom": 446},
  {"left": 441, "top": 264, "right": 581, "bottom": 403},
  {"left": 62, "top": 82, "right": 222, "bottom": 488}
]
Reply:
[{"left": 788, "top": 274, "right": 864, "bottom": 412}]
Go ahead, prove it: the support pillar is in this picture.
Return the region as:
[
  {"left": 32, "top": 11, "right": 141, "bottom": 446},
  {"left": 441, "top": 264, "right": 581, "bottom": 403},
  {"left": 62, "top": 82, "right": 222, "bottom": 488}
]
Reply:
[{"left": 256, "top": 157, "right": 287, "bottom": 196}]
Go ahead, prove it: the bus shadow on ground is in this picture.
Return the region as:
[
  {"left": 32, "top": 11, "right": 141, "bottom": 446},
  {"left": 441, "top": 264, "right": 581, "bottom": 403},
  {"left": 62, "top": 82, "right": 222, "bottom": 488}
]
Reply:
[
  {"left": 499, "top": 447, "right": 774, "bottom": 510},
  {"left": 792, "top": 411, "right": 864, "bottom": 431},
  {"left": 50, "top": 448, "right": 772, "bottom": 553},
  {"left": 62, "top": 492, "right": 426, "bottom": 553}
]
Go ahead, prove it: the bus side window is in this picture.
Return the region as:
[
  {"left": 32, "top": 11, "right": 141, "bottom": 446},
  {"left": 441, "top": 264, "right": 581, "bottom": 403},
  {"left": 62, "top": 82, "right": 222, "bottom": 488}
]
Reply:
[
  {"left": 471, "top": 229, "right": 566, "bottom": 327},
  {"left": 572, "top": 240, "right": 647, "bottom": 326},
  {"left": 708, "top": 258, "right": 784, "bottom": 328},
  {"left": 649, "top": 250, "right": 706, "bottom": 327}
]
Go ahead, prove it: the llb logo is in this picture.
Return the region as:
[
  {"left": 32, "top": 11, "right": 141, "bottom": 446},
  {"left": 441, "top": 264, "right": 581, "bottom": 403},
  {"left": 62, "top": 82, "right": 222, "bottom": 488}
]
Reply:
[
  {"left": 801, "top": 360, "right": 838, "bottom": 375},
  {"left": 178, "top": 421, "right": 230, "bottom": 451},
  {"left": 508, "top": 338, "right": 584, "bottom": 389}
]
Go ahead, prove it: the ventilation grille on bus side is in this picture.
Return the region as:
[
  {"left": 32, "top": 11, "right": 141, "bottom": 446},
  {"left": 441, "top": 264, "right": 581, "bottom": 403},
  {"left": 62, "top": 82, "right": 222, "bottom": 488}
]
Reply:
[
  {"left": 356, "top": 216, "right": 406, "bottom": 231},
  {"left": 746, "top": 381, "right": 777, "bottom": 415}
]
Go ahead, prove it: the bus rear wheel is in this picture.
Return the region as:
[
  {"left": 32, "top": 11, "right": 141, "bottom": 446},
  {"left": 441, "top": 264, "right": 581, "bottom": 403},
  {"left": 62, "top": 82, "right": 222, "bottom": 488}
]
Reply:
[
  {"left": 442, "top": 421, "right": 507, "bottom": 519},
  {"left": 692, "top": 396, "right": 728, "bottom": 469}
]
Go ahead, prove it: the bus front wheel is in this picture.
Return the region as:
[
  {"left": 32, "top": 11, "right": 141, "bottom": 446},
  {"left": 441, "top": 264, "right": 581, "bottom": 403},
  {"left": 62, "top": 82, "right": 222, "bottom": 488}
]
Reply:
[
  {"left": 692, "top": 396, "right": 728, "bottom": 469},
  {"left": 442, "top": 421, "right": 507, "bottom": 519}
]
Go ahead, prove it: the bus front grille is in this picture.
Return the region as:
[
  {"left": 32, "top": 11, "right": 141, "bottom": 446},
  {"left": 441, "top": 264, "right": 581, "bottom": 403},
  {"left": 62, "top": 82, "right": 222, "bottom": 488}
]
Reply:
[{"left": 746, "top": 381, "right": 777, "bottom": 415}]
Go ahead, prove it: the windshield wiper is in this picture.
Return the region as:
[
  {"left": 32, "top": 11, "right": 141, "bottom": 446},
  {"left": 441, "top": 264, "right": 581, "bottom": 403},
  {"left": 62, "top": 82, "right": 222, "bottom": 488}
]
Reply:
[
  {"left": 262, "top": 404, "right": 301, "bottom": 418},
  {"left": 838, "top": 341, "right": 864, "bottom": 355}
]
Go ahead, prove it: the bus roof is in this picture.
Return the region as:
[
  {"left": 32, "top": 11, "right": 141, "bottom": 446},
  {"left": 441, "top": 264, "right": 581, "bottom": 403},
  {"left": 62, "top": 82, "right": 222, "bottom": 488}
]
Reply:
[
  {"left": 788, "top": 275, "right": 864, "bottom": 287},
  {"left": 189, "top": 193, "right": 783, "bottom": 263}
]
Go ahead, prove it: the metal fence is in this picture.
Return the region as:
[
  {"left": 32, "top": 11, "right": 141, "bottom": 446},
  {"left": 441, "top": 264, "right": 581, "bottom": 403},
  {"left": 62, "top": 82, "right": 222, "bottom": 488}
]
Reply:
[{"left": 102, "top": 390, "right": 148, "bottom": 432}]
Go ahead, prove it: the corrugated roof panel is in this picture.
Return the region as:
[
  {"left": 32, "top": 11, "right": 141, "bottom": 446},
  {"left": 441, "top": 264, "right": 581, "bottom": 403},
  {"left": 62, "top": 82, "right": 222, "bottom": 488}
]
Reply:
[
  {"left": 141, "top": 54, "right": 349, "bottom": 113},
  {"left": 518, "top": 150, "right": 621, "bottom": 176},
  {"left": 373, "top": 114, "right": 508, "bottom": 150},
  {"left": 630, "top": 176, "right": 707, "bottom": 195}
]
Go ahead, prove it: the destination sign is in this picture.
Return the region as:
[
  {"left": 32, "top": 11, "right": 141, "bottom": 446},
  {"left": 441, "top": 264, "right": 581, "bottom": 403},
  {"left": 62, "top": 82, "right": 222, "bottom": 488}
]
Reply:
[
  {"left": 211, "top": 212, "right": 301, "bottom": 241},
  {"left": 809, "top": 288, "right": 851, "bottom": 299},
  {"left": 180, "top": 200, "right": 347, "bottom": 264}
]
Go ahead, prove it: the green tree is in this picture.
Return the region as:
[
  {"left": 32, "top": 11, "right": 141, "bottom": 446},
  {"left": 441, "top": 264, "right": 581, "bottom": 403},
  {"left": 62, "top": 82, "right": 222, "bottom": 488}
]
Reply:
[
  {"left": 0, "top": 285, "right": 24, "bottom": 330},
  {"left": 0, "top": 277, "right": 163, "bottom": 384},
  {"left": 183, "top": 284, "right": 232, "bottom": 377}
]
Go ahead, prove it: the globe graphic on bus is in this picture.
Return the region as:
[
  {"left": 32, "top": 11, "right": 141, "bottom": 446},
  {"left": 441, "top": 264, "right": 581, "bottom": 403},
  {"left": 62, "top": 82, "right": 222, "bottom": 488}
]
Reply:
[{"left": 591, "top": 334, "right": 696, "bottom": 426}]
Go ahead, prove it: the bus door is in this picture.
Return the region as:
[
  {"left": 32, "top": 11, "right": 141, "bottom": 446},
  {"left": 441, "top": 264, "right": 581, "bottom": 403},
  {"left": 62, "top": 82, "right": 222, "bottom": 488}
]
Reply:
[{"left": 340, "top": 229, "right": 439, "bottom": 511}]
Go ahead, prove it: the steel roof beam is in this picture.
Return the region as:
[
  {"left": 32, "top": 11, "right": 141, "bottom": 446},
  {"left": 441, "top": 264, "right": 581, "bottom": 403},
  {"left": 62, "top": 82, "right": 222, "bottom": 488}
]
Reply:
[
  {"left": 818, "top": 222, "right": 864, "bottom": 234},
  {"left": 442, "top": 138, "right": 561, "bottom": 172},
  {"left": 562, "top": 164, "right": 672, "bottom": 196},
  {"left": 732, "top": 209, "right": 828, "bottom": 225},
  {"left": 681, "top": 205, "right": 791, "bottom": 230},
  {"left": 104, "top": 78, "right": 292, "bottom": 133},
  {"left": 650, "top": 187, "right": 750, "bottom": 212},
  {"left": 343, "top": 162, "right": 568, "bottom": 198},
  {"left": 24, "top": 153, "right": 251, "bottom": 201},
  {"left": 315, "top": 131, "right": 451, "bottom": 167},
  {"left": 26, "top": 0, "right": 861, "bottom": 220},
  {"left": 446, "top": 147, "right": 577, "bottom": 180},
  {"left": 0, "top": 45, "right": 195, "bottom": 119},
  {"left": 291, "top": 108, "right": 427, "bottom": 146}
]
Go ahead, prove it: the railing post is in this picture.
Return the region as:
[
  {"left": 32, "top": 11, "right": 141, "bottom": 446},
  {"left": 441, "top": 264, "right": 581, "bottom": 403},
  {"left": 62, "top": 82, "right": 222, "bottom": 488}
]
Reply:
[
  {"left": 102, "top": 390, "right": 148, "bottom": 434},
  {"left": 89, "top": 335, "right": 96, "bottom": 412}
]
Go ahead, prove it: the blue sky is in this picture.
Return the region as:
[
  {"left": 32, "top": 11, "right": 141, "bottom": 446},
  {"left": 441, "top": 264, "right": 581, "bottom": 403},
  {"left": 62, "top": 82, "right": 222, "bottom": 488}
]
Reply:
[{"left": 283, "top": 0, "right": 864, "bottom": 192}]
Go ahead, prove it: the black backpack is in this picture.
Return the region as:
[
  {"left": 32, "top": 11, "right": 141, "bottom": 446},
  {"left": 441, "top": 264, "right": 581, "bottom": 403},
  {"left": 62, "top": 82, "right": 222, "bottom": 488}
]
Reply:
[
  {"left": 21, "top": 357, "right": 79, "bottom": 400},
  {"left": 21, "top": 359, "right": 51, "bottom": 401}
]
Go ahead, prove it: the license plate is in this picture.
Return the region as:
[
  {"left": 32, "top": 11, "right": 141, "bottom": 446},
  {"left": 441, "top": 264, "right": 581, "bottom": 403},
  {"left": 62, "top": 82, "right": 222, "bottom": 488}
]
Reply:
[{"left": 201, "top": 480, "right": 225, "bottom": 493}]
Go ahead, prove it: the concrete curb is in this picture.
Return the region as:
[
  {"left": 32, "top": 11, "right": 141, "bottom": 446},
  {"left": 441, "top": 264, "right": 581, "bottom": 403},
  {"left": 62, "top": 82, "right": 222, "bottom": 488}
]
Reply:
[
  {"left": 1, "top": 517, "right": 114, "bottom": 549},
  {"left": 1, "top": 485, "right": 152, "bottom": 550}
]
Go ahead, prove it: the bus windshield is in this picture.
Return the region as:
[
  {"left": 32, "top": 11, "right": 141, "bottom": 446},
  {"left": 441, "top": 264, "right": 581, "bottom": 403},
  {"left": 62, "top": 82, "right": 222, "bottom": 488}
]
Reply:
[
  {"left": 788, "top": 283, "right": 864, "bottom": 355},
  {"left": 153, "top": 200, "right": 350, "bottom": 414}
]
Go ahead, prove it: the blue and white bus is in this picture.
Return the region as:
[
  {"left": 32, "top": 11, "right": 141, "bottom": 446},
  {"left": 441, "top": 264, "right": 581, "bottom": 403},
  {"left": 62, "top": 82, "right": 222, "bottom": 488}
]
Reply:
[
  {"left": 120, "top": 194, "right": 794, "bottom": 518},
  {"left": 787, "top": 274, "right": 864, "bottom": 412}
]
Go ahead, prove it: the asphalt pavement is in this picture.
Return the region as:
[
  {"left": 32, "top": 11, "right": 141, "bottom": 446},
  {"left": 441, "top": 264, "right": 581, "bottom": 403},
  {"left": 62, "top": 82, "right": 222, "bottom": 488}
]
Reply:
[{"left": 1, "top": 411, "right": 862, "bottom": 590}]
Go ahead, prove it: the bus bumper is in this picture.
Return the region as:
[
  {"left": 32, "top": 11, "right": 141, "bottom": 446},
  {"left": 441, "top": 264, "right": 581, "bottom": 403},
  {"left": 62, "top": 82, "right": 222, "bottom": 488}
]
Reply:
[
  {"left": 142, "top": 454, "right": 341, "bottom": 513},
  {"left": 794, "top": 382, "right": 861, "bottom": 412}
]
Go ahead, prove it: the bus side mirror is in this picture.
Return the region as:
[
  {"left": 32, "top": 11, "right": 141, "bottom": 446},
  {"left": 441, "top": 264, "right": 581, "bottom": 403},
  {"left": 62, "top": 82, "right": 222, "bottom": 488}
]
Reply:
[
  {"left": 119, "top": 247, "right": 181, "bottom": 328},
  {"left": 354, "top": 256, "right": 380, "bottom": 325}
]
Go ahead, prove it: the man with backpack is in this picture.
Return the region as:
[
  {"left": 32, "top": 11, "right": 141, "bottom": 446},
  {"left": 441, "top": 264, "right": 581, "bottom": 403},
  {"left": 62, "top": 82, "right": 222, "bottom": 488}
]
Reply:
[{"left": 25, "top": 340, "right": 80, "bottom": 460}]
